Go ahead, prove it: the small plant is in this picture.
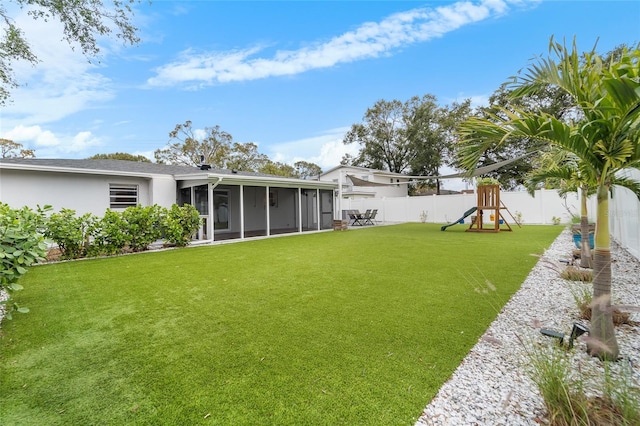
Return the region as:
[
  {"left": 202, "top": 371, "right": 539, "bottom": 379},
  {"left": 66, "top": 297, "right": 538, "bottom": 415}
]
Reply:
[
  {"left": 528, "top": 345, "right": 590, "bottom": 423},
  {"left": 571, "top": 288, "right": 634, "bottom": 326},
  {"left": 476, "top": 177, "right": 500, "bottom": 186},
  {"left": 560, "top": 266, "right": 593, "bottom": 282},
  {"left": 514, "top": 210, "right": 523, "bottom": 224},
  {"left": 419, "top": 210, "right": 428, "bottom": 223},
  {"left": 602, "top": 361, "right": 640, "bottom": 424},
  {"left": 551, "top": 216, "right": 561, "bottom": 225},
  {"left": 527, "top": 343, "right": 640, "bottom": 425},
  {"left": 571, "top": 285, "right": 593, "bottom": 321}
]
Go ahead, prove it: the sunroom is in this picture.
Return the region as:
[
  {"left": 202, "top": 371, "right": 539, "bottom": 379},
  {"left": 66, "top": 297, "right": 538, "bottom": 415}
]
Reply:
[{"left": 175, "top": 172, "right": 337, "bottom": 242}]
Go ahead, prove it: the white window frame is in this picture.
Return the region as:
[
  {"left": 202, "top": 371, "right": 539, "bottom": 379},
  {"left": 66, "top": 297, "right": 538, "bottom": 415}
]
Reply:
[{"left": 109, "top": 184, "right": 139, "bottom": 209}]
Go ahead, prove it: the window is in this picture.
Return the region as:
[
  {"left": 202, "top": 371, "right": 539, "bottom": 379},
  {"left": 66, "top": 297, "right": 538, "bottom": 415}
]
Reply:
[{"left": 109, "top": 184, "right": 138, "bottom": 208}]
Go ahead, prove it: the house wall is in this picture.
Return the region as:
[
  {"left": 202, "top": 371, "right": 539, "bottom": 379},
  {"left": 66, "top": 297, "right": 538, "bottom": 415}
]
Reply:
[
  {"left": 321, "top": 167, "right": 408, "bottom": 198},
  {"left": 0, "top": 168, "right": 155, "bottom": 215},
  {"left": 343, "top": 184, "right": 406, "bottom": 199},
  {"left": 151, "top": 175, "right": 179, "bottom": 207}
]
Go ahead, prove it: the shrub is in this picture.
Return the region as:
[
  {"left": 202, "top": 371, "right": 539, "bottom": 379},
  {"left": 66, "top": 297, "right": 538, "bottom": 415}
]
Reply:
[
  {"left": 44, "top": 209, "right": 95, "bottom": 259},
  {"left": 0, "top": 203, "right": 50, "bottom": 319},
  {"left": 163, "top": 204, "right": 201, "bottom": 247},
  {"left": 87, "top": 209, "right": 130, "bottom": 256},
  {"left": 121, "top": 205, "right": 164, "bottom": 251}
]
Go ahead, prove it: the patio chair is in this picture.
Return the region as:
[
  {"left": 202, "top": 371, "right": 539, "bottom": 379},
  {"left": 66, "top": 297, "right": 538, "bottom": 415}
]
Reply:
[
  {"left": 348, "top": 210, "right": 364, "bottom": 226},
  {"left": 364, "top": 209, "right": 378, "bottom": 225}
]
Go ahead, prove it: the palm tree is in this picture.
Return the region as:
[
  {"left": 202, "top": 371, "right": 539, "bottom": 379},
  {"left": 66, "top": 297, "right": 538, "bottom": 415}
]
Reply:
[
  {"left": 457, "top": 38, "right": 640, "bottom": 360},
  {"left": 525, "top": 148, "right": 595, "bottom": 268}
]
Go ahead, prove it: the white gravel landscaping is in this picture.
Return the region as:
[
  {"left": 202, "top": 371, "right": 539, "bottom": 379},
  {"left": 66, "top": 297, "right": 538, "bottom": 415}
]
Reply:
[{"left": 416, "top": 228, "right": 640, "bottom": 425}]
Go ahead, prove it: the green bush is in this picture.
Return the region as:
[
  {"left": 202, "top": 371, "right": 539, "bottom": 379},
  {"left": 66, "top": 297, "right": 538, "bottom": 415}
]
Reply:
[
  {"left": 121, "top": 205, "right": 164, "bottom": 252},
  {"left": 163, "top": 204, "right": 201, "bottom": 247},
  {"left": 44, "top": 208, "right": 95, "bottom": 259},
  {"left": 41, "top": 204, "right": 200, "bottom": 260},
  {"left": 87, "top": 209, "right": 131, "bottom": 256},
  {"left": 0, "top": 203, "right": 50, "bottom": 319}
]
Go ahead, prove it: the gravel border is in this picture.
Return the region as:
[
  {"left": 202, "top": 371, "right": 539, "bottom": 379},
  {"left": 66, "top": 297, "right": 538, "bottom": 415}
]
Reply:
[{"left": 416, "top": 229, "right": 640, "bottom": 425}]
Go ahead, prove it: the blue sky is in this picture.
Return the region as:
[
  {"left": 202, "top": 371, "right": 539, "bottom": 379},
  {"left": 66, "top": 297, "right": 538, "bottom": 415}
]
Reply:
[{"left": 2, "top": 0, "right": 639, "bottom": 183}]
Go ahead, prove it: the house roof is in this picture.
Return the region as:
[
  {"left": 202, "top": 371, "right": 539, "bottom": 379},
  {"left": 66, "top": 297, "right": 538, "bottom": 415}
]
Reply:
[
  {"left": 0, "top": 158, "right": 248, "bottom": 176},
  {"left": 0, "top": 158, "right": 337, "bottom": 188}
]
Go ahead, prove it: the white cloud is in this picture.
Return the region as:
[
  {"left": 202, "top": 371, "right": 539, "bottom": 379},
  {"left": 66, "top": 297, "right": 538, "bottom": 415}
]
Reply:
[
  {"left": 147, "top": 0, "right": 522, "bottom": 88},
  {"left": 268, "top": 127, "right": 359, "bottom": 171},
  {"left": 4, "top": 125, "right": 60, "bottom": 147},
  {"left": 2, "top": 125, "right": 102, "bottom": 157}
]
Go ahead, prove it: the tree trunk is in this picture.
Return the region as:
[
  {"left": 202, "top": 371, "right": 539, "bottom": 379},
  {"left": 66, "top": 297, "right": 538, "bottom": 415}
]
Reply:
[
  {"left": 579, "top": 186, "right": 592, "bottom": 268},
  {"left": 587, "top": 184, "right": 619, "bottom": 360}
]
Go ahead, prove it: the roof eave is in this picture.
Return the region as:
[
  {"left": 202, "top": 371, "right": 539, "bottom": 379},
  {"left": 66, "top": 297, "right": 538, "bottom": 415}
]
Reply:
[
  {"left": 0, "top": 163, "right": 157, "bottom": 179},
  {"left": 174, "top": 173, "right": 338, "bottom": 189}
]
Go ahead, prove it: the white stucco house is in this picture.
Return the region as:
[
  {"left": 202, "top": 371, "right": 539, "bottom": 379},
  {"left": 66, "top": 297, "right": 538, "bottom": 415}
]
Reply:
[
  {"left": 0, "top": 158, "right": 338, "bottom": 242},
  {"left": 320, "top": 165, "right": 410, "bottom": 199}
]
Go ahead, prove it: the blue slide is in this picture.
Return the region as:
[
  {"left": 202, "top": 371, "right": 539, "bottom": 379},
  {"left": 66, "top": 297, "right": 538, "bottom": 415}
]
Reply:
[{"left": 440, "top": 207, "right": 477, "bottom": 231}]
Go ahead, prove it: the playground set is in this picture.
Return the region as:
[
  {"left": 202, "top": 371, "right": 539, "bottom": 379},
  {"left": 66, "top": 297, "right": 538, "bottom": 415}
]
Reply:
[{"left": 441, "top": 184, "right": 521, "bottom": 232}]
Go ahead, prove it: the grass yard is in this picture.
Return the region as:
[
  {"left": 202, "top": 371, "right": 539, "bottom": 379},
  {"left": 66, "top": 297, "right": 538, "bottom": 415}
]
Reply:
[{"left": 0, "top": 223, "right": 562, "bottom": 425}]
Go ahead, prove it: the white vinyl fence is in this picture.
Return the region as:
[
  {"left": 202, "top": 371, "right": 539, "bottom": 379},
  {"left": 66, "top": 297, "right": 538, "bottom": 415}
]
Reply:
[
  {"left": 609, "top": 169, "right": 640, "bottom": 261},
  {"left": 341, "top": 189, "right": 581, "bottom": 227},
  {"left": 339, "top": 186, "right": 640, "bottom": 262}
]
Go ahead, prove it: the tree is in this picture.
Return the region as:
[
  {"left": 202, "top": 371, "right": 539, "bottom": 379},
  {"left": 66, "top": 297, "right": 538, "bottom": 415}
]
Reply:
[
  {"left": 343, "top": 95, "right": 471, "bottom": 194},
  {"left": 525, "top": 148, "right": 595, "bottom": 268},
  {"left": 155, "top": 121, "right": 233, "bottom": 167},
  {"left": 293, "top": 161, "right": 322, "bottom": 179},
  {"left": 343, "top": 95, "right": 438, "bottom": 173},
  {"left": 258, "top": 161, "right": 296, "bottom": 177},
  {"left": 155, "top": 121, "right": 322, "bottom": 177},
  {"left": 410, "top": 99, "right": 472, "bottom": 193},
  {"left": 0, "top": 138, "right": 34, "bottom": 158},
  {"left": 1, "top": 0, "right": 140, "bottom": 105},
  {"left": 457, "top": 38, "right": 640, "bottom": 360},
  {"left": 87, "top": 152, "right": 151, "bottom": 162},
  {"left": 226, "top": 142, "right": 269, "bottom": 172},
  {"left": 451, "top": 83, "right": 576, "bottom": 190}
]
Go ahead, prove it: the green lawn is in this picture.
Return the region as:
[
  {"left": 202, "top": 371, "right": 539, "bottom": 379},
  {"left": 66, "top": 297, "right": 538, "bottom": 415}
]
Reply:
[{"left": 0, "top": 223, "right": 562, "bottom": 425}]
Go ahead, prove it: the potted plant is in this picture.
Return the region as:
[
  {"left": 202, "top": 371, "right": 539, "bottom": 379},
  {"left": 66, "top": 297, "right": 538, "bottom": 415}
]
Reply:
[{"left": 572, "top": 222, "right": 595, "bottom": 249}]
